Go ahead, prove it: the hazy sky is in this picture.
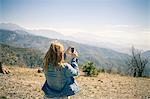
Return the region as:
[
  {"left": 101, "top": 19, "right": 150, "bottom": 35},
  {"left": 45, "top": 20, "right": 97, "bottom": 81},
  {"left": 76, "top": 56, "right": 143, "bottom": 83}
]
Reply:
[{"left": 0, "top": 0, "right": 150, "bottom": 50}]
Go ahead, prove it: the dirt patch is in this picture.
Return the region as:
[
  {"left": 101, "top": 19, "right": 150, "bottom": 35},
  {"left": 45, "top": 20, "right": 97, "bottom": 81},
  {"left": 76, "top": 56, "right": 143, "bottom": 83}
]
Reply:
[{"left": 0, "top": 66, "right": 150, "bottom": 99}]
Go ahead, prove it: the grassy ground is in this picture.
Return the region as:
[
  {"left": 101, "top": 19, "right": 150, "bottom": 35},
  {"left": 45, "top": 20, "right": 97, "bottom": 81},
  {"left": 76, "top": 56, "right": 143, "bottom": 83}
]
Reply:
[{"left": 0, "top": 66, "right": 150, "bottom": 99}]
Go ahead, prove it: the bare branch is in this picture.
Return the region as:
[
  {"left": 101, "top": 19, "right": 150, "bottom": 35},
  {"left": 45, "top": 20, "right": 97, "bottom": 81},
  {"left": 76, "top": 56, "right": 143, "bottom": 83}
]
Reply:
[{"left": 126, "top": 46, "right": 148, "bottom": 77}]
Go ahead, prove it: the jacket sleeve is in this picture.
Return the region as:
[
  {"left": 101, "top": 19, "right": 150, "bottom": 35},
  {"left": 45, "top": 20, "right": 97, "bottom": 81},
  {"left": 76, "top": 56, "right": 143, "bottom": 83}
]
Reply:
[{"left": 65, "top": 58, "right": 79, "bottom": 77}]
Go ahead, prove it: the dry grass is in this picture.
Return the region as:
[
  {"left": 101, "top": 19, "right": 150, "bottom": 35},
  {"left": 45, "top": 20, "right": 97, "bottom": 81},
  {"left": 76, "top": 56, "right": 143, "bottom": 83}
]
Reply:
[
  {"left": 0, "top": 66, "right": 45, "bottom": 99},
  {"left": 0, "top": 66, "right": 150, "bottom": 99}
]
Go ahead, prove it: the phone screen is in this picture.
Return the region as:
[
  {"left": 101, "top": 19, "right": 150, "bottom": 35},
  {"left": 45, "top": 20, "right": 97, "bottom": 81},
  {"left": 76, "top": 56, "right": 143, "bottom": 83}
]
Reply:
[{"left": 71, "top": 48, "right": 74, "bottom": 53}]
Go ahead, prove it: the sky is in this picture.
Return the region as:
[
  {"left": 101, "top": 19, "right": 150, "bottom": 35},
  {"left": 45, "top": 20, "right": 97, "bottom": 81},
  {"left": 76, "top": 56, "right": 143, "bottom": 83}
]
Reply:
[{"left": 0, "top": 0, "right": 150, "bottom": 51}]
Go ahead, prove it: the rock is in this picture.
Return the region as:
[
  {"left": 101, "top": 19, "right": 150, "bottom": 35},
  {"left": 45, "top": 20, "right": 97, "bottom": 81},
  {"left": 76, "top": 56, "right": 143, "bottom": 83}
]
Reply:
[
  {"left": 98, "top": 79, "right": 103, "bottom": 83},
  {"left": 0, "top": 62, "right": 10, "bottom": 74},
  {"left": 37, "top": 68, "right": 43, "bottom": 73}
]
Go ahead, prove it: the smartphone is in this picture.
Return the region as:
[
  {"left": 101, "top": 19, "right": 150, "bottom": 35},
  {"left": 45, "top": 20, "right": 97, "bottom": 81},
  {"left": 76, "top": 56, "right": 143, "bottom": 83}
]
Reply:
[{"left": 71, "top": 47, "right": 74, "bottom": 53}]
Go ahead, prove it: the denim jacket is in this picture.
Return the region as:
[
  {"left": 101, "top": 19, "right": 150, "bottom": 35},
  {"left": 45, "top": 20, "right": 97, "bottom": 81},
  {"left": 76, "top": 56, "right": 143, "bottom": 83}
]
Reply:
[{"left": 42, "top": 58, "right": 80, "bottom": 98}]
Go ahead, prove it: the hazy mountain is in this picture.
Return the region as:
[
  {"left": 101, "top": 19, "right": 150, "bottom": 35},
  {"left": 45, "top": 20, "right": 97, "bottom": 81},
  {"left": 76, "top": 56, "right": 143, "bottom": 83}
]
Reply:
[
  {"left": 29, "top": 29, "right": 67, "bottom": 40},
  {"left": 0, "top": 29, "right": 128, "bottom": 69},
  {"left": 0, "top": 23, "right": 65, "bottom": 40},
  {"left": 0, "top": 23, "right": 26, "bottom": 31},
  {"left": 142, "top": 50, "right": 150, "bottom": 58},
  {"left": 0, "top": 29, "right": 50, "bottom": 51},
  {"left": 0, "top": 28, "right": 150, "bottom": 76},
  {"left": 0, "top": 23, "right": 131, "bottom": 53},
  {"left": 142, "top": 50, "right": 150, "bottom": 76}
]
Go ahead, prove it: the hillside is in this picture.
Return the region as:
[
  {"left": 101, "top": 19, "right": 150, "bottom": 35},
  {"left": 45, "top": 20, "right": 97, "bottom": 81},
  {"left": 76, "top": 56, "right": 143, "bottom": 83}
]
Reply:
[
  {"left": 0, "top": 43, "right": 44, "bottom": 67},
  {"left": 0, "top": 66, "right": 150, "bottom": 99},
  {"left": 142, "top": 50, "right": 150, "bottom": 58},
  {"left": 0, "top": 29, "right": 50, "bottom": 51},
  {"left": 0, "top": 29, "right": 128, "bottom": 68},
  {"left": 1, "top": 29, "right": 150, "bottom": 76},
  {"left": 142, "top": 50, "right": 150, "bottom": 76},
  {"left": 0, "top": 23, "right": 26, "bottom": 31}
]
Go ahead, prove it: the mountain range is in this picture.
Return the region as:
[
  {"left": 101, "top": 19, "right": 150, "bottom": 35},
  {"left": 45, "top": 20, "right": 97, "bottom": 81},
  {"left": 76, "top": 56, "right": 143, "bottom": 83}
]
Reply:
[
  {"left": 0, "top": 23, "right": 150, "bottom": 76},
  {"left": 0, "top": 23, "right": 133, "bottom": 53}
]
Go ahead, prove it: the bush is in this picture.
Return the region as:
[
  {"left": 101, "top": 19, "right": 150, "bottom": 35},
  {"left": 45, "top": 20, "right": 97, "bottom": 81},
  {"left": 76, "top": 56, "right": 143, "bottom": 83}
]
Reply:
[
  {"left": 0, "top": 96, "right": 7, "bottom": 99},
  {"left": 82, "top": 61, "right": 99, "bottom": 77}
]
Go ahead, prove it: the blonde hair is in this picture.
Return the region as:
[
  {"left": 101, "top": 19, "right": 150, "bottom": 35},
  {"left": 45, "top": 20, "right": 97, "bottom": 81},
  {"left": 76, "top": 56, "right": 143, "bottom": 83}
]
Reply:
[{"left": 44, "top": 42, "right": 64, "bottom": 71}]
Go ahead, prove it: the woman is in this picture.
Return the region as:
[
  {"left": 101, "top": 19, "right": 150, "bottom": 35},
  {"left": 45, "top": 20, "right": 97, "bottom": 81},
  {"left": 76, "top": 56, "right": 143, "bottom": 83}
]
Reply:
[{"left": 42, "top": 41, "right": 80, "bottom": 99}]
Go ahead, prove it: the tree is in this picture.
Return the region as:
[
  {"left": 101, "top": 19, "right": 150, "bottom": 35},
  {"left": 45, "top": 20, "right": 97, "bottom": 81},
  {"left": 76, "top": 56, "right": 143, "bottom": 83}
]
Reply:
[
  {"left": 82, "top": 61, "right": 99, "bottom": 76},
  {"left": 127, "top": 46, "right": 148, "bottom": 77}
]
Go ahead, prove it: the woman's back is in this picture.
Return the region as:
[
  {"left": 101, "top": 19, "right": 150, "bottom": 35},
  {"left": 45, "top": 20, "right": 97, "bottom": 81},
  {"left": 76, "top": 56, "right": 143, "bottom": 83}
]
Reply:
[{"left": 45, "top": 64, "right": 68, "bottom": 91}]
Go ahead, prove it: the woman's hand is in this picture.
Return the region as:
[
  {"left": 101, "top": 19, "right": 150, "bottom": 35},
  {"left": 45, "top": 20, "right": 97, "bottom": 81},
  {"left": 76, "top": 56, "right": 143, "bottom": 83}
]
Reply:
[
  {"left": 65, "top": 46, "right": 72, "bottom": 54},
  {"left": 65, "top": 47, "right": 78, "bottom": 58},
  {"left": 72, "top": 50, "right": 78, "bottom": 58}
]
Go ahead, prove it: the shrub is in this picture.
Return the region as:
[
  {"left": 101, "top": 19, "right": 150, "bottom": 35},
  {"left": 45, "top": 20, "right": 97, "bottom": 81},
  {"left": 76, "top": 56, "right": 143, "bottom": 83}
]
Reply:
[
  {"left": 82, "top": 61, "right": 99, "bottom": 77},
  {"left": 0, "top": 96, "right": 7, "bottom": 99}
]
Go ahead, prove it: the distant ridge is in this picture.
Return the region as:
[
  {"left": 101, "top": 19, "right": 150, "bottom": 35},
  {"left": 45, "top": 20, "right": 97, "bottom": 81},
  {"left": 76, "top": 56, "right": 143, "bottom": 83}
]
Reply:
[
  {"left": 0, "top": 23, "right": 138, "bottom": 53},
  {"left": 0, "top": 29, "right": 128, "bottom": 69},
  {"left": 0, "top": 23, "right": 150, "bottom": 76},
  {"left": 0, "top": 23, "right": 26, "bottom": 31}
]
